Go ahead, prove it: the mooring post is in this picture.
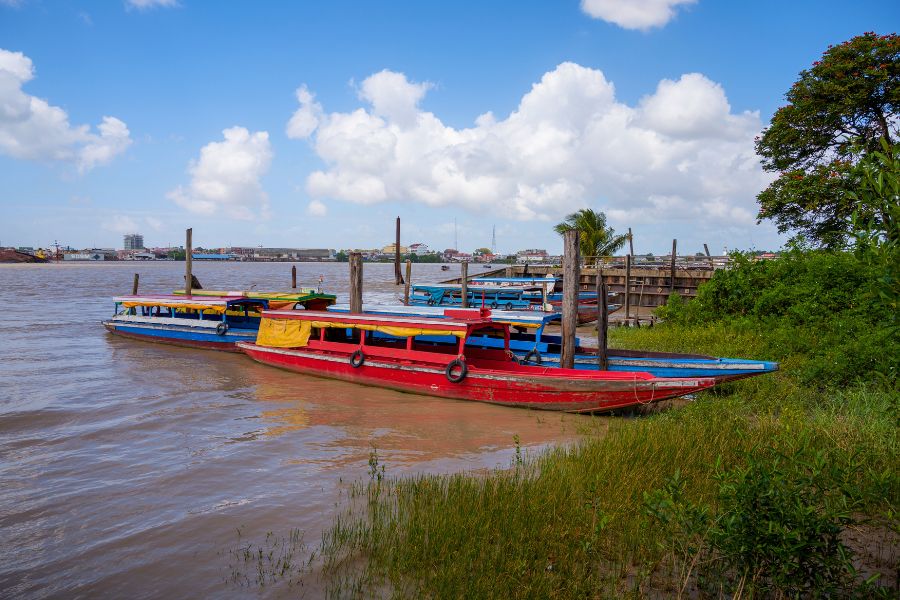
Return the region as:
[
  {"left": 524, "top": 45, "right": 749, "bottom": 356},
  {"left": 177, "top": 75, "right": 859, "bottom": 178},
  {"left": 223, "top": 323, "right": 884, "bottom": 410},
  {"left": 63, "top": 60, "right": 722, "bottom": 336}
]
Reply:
[
  {"left": 460, "top": 261, "right": 469, "bottom": 308},
  {"left": 132, "top": 273, "right": 139, "bottom": 295},
  {"left": 291, "top": 265, "right": 297, "bottom": 289},
  {"left": 394, "top": 216, "right": 404, "bottom": 285},
  {"left": 184, "top": 228, "right": 193, "bottom": 296},
  {"left": 561, "top": 229, "right": 580, "bottom": 370},
  {"left": 505, "top": 265, "right": 513, "bottom": 278},
  {"left": 670, "top": 239, "right": 677, "bottom": 292},
  {"left": 349, "top": 252, "right": 363, "bottom": 313},
  {"left": 403, "top": 260, "right": 412, "bottom": 306},
  {"left": 624, "top": 253, "right": 632, "bottom": 320},
  {"left": 597, "top": 266, "right": 609, "bottom": 370}
]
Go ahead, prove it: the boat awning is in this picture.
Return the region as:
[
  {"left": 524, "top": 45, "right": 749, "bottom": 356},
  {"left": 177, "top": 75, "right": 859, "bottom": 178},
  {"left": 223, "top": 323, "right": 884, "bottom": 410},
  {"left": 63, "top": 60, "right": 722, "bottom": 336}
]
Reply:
[
  {"left": 256, "top": 309, "right": 498, "bottom": 348},
  {"left": 113, "top": 295, "right": 254, "bottom": 314},
  {"left": 327, "top": 304, "right": 560, "bottom": 329},
  {"left": 173, "top": 289, "right": 332, "bottom": 301}
]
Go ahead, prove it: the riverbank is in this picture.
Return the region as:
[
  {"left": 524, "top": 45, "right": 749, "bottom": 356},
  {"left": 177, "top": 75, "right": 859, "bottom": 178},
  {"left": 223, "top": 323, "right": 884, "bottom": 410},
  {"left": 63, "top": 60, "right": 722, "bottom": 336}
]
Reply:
[{"left": 309, "top": 249, "right": 898, "bottom": 598}]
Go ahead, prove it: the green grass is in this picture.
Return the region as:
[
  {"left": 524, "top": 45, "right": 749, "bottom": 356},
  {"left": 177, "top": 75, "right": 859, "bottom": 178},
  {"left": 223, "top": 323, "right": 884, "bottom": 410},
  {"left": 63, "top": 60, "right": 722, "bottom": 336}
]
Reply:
[{"left": 312, "top": 323, "right": 898, "bottom": 598}]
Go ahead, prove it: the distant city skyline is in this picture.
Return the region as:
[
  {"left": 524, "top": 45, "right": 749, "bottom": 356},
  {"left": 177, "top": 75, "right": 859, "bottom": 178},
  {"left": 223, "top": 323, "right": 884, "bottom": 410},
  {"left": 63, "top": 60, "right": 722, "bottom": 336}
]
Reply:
[{"left": 1, "top": 1, "right": 896, "bottom": 254}]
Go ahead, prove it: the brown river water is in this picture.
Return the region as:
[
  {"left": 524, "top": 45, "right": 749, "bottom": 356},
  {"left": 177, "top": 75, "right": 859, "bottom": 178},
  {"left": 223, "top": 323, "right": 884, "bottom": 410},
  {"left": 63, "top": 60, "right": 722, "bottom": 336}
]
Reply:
[{"left": 0, "top": 261, "right": 590, "bottom": 598}]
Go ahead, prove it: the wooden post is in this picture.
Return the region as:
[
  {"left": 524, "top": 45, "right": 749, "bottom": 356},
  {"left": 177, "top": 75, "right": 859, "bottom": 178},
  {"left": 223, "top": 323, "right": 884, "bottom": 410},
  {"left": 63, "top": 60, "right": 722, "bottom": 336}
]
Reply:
[
  {"left": 670, "top": 239, "right": 677, "bottom": 292},
  {"left": 394, "top": 216, "right": 404, "bottom": 285},
  {"left": 561, "top": 229, "right": 580, "bottom": 370},
  {"left": 628, "top": 227, "right": 634, "bottom": 256},
  {"left": 460, "top": 261, "right": 469, "bottom": 308},
  {"left": 132, "top": 273, "right": 139, "bottom": 295},
  {"left": 624, "top": 253, "right": 632, "bottom": 319},
  {"left": 349, "top": 252, "right": 363, "bottom": 313},
  {"left": 597, "top": 266, "right": 608, "bottom": 370},
  {"left": 505, "top": 265, "right": 513, "bottom": 278},
  {"left": 291, "top": 265, "right": 297, "bottom": 289},
  {"left": 403, "top": 260, "right": 412, "bottom": 305},
  {"left": 184, "top": 228, "right": 193, "bottom": 296}
]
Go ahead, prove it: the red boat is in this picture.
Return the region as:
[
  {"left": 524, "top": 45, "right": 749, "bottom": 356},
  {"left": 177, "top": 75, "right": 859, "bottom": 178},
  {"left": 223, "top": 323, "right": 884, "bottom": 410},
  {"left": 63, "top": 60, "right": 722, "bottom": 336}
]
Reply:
[{"left": 237, "top": 309, "right": 714, "bottom": 413}]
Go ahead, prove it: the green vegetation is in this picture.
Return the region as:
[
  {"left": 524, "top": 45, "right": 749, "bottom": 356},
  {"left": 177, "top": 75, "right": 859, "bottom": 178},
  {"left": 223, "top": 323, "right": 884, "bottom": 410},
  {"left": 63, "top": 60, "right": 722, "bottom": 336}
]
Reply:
[
  {"left": 755, "top": 32, "right": 898, "bottom": 247},
  {"left": 311, "top": 248, "right": 898, "bottom": 598},
  {"left": 554, "top": 208, "right": 629, "bottom": 264}
]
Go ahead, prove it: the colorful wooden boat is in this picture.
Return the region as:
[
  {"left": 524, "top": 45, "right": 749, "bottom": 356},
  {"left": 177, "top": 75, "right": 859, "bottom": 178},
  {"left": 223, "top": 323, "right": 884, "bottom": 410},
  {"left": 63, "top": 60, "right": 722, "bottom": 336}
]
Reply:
[
  {"left": 237, "top": 309, "right": 715, "bottom": 412},
  {"left": 173, "top": 288, "right": 335, "bottom": 310},
  {"left": 326, "top": 304, "right": 779, "bottom": 382},
  {"left": 102, "top": 295, "right": 267, "bottom": 352}
]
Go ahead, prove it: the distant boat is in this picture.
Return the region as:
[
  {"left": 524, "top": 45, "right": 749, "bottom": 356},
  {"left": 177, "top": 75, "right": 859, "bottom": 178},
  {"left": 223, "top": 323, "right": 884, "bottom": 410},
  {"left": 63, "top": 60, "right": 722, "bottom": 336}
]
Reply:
[
  {"left": 441, "top": 265, "right": 450, "bottom": 271},
  {"left": 483, "top": 264, "right": 492, "bottom": 269}
]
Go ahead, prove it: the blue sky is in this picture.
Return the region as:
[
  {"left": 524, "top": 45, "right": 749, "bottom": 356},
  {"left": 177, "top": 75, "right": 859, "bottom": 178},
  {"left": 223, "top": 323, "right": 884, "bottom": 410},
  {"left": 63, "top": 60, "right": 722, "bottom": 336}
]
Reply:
[{"left": 0, "top": 0, "right": 896, "bottom": 254}]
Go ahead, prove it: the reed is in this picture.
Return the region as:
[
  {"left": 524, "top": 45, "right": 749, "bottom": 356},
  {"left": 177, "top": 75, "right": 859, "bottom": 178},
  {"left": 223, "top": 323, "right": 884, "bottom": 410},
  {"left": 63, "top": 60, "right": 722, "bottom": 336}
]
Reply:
[{"left": 313, "top": 323, "right": 898, "bottom": 598}]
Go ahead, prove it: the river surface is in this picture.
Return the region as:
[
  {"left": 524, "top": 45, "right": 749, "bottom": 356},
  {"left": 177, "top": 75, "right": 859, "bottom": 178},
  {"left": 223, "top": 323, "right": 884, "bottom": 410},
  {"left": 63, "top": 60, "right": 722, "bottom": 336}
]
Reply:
[{"left": 0, "top": 261, "right": 588, "bottom": 598}]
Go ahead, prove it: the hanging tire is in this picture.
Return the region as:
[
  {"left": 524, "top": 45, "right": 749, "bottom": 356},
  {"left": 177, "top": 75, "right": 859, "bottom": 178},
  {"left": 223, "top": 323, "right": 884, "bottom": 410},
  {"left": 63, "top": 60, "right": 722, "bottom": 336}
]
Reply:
[
  {"left": 490, "top": 301, "right": 498, "bottom": 309},
  {"left": 427, "top": 298, "right": 436, "bottom": 306},
  {"left": 504, "top": 302, "right": 513, "bottom": 311},
  {"left": 350, "top": 349, "right": 365, "bottom": 368},
  {"left": 523, "top": 349, "right": 542, "bottom": 364},
  {"left": 445, "top": 358, "right": 468, "bottom": 383},
  {"left": 216, "top": 322, "right": 229, "bottom": 336}
]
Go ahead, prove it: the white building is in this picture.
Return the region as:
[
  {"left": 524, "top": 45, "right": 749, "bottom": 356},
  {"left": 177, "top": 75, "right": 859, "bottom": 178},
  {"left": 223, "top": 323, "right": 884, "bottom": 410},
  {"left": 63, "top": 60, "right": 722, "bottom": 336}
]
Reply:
[{"left": 408, "top": 242, "right": 430, "bottom": 256}]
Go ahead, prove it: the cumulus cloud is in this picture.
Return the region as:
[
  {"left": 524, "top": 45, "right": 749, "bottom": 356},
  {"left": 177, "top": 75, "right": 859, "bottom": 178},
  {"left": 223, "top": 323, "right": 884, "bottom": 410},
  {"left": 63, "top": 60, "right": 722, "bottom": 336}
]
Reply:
[
  {"left": 285, "top": 85, "right": 323, "bottom": 139},
  {"left": 125, "top": 0, "right": 179, "bottom": 10},
  {"left": 306, "top": 199, "right": 328, "bottom": 217},
  {"left": 580, "top": 0, "right": 696, "bottom": 30},
  {"left": 103, "top": 214, "right": 139, "bottom": 234},
  {"left": 0, "top": 48, "right": 132, "bottom": 171},
  {"left": 288, "top": 63, "right": 768, "bottom": 231},
  {"left": 167, "top": 127, "right": 273, "bottom": 220}
]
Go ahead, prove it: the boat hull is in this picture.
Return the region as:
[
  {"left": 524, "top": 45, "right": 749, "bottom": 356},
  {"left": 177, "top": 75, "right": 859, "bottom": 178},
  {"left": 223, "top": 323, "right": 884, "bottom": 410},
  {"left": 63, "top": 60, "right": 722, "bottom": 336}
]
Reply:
[
  {"left": 237, "top": 342, "right": 714, "bottom": 413},
  {"left": 102, "top": 320, "right": 256, "bottom": 352}
]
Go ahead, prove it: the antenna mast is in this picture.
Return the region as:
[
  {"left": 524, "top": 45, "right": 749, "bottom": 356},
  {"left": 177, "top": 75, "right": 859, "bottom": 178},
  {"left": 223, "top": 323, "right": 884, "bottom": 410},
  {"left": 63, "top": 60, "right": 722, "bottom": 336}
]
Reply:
[
  {"left": 454, "top": 218, "right": 458, "bottom": 250},
  {"left": 491, "top": 225, "right": 496, "bottom": 254}
]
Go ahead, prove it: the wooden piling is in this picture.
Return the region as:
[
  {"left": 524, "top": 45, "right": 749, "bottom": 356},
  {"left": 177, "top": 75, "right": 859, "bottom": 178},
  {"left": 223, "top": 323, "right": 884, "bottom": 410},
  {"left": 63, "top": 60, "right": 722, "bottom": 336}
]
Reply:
[
  {"left": 394, "top": 217, "right": 404, "bottom": 285},
  {"left": 349, "top": 252, "right": 363, "bottom": 313},
  {"left": 403, "top": 260, "right": 412, "bottom": 305},
  {"left": 628, "top": 227, "right": 634, "bottom": 256},
  {"left": 184, "top": 228, "right": 193, "bottom": 296},
  {"left": 291, "top": 265, "right": 297, "bottom": 289},
  {"left": 596, "top": 267, "right": 608, "bottom": 370},
  {"left": 624, "top": 253, "right": 632, "bottom": 319},
  {"left": 132, "top": 273, "right": 139, "bottom": 295},
  {"left": 670, "top": 239, "right": 677, "bottom": 292},
  {"left": 560, "top": 229, "right": 580, "bottom": 370},
  {"left": 460, "top": 261, "right": 469, "bottom": 308}
]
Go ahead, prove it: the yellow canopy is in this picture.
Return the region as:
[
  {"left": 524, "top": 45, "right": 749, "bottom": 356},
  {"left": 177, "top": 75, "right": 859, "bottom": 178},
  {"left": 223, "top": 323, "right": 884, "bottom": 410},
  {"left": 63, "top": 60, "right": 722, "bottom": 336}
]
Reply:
[
  {"left": 120, "top": 300, "right": 227, "bottom": 314},
  {"left": 256, "top": 317, "right": 467, "bottom": 348}
]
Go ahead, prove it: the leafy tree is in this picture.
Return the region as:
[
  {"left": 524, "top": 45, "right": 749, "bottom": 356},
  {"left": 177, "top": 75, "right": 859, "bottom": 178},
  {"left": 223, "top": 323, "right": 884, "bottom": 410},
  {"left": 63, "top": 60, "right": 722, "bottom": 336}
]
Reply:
[
  {"left": 553, "top": 208, "right": 628, "bottom": 264},
  {"left": 474, "top": 247, "right": 492, "bottom": 256},
  {"left": 755, "top": 32, "right": 899, "bottom": 247}
]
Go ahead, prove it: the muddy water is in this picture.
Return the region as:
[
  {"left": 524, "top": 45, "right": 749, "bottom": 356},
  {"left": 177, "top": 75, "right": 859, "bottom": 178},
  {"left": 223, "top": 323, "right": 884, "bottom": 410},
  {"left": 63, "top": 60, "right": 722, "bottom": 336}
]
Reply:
[{"left": 0, "top": 262, "right": 588, "bottom": 598}]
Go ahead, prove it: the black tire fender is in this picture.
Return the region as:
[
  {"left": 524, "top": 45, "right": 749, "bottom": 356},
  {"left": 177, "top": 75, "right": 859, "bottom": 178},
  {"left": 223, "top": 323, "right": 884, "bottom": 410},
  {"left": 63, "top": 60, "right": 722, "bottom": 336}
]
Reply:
[
  {"left": 523, "top": 349, "right": 542, "bottom": 364},
  {"left": 216, "top": 322, "right": 229, "bottom": 336},
  {"left": 445, "top": 358, "right": 468, "bottom": 383},
  {"left": 490, "top": 301, "right": 498, "bottom": 309},
  {"left": 504, "top": 302, "right": 513, "bottom": 311},
  {"left": 350, "top": 349, "right": 365, "bottom": 368}
]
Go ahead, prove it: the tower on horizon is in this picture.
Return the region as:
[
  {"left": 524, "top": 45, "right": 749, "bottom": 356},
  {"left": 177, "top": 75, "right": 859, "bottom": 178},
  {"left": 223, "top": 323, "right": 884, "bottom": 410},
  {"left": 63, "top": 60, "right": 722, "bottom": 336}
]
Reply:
[{"left": 124, "top": 233, "right": 144, "bottom": 250}]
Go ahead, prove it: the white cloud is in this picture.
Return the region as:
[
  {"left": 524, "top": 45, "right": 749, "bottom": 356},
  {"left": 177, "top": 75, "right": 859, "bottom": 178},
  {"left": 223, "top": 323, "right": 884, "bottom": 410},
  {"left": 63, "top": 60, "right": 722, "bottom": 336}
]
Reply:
[
  {"left": 289, "top": 63, "right": 769, "bottom": 232},
  {"left": 306, "top": 199, "right": 327, "bottom": 217},
  {"left": 125, "top": 0, "right": 179, "bottom": 10},
  {"left": 285, "top": 85, "right": 323, "bottom": 139},
  {"left": 167, "top": 127, "right": 273, "bottom": 220},
  {"left": 357, "top": 69, "right": 433, "bottom": 127},
  {"left": 102, "top": 215, "right": 139, "bottom": 234},
  {"left": 0, "top": 48, "right": 132, "bottom": 171},
  {"left": 580, "top": 0, "right": 696, "bottom": 30}
]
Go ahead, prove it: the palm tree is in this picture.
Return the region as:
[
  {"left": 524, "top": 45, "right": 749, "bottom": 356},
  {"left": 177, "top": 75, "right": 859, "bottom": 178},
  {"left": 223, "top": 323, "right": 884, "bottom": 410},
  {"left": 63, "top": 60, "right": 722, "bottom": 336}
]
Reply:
[{"left": 554, "top": 208, "right": 628, "bottom": 265}]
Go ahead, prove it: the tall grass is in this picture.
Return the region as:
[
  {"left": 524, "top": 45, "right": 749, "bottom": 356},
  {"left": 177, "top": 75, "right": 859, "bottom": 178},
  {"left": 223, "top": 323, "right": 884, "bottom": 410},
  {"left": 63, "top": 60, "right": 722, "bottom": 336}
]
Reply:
[{"left": 313, "top": 322, "right": 898, "bottom": 598}]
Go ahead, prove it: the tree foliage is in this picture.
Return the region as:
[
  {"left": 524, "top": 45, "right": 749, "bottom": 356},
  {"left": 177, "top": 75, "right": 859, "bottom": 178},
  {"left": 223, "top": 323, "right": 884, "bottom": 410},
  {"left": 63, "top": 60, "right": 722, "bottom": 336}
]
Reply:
[
  {"left": 553, "top": 208, "right": 628, "bottom": 264},
  {"left": 756, "top": 32, "right": 899, "bottom": 246}
]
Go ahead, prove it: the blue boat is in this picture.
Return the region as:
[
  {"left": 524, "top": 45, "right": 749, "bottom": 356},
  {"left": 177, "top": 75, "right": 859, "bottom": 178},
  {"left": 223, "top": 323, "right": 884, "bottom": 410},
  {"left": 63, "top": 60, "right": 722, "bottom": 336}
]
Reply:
[
  {"left": 327, "top": 304, "right": 779, "bottom": 382},
  {"left": 102, "top": 295, "right": 267, "bottom": 352},
  {"left": 410, "top": 284, "right": 534, "bottom": 310}
]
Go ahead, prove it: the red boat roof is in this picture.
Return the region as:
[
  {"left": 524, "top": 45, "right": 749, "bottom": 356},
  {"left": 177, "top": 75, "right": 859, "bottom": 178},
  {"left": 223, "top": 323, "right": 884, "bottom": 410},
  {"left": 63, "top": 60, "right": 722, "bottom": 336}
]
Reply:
[{"left": 262, "top": 309, "right": 498, "bottom": 334}]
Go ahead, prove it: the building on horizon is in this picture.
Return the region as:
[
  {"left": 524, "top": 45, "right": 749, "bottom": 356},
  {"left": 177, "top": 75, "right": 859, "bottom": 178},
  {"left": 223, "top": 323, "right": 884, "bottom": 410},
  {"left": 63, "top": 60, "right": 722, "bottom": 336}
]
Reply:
[{"left": 124, "top": 233, "right": 144, "bottom": 250}]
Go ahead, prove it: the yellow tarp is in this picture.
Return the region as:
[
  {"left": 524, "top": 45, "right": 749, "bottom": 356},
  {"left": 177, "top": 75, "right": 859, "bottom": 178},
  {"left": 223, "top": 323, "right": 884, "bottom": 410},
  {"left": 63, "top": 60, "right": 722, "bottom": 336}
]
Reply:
[
  {"left": 257, "top": 318, "right": 312, "bottom": 348},
  {"left": 123, "top": 301, "right": 226, "bottom": 314},
  {"left": 255, "top": 317, "right": 467, "bottom": 348}
]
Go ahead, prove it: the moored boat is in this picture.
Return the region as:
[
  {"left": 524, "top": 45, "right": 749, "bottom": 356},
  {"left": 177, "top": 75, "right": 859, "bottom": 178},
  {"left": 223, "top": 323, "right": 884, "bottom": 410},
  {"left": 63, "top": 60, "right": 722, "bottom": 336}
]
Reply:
[
  {"left": 102, "top": 295, "right": 267, "bottom": 352},
  {"left": 326, "top": 304, "right": 779, "bottom": 382},
  {"left": 237, "top": 309, "right": 715, "bottom": 412}
]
